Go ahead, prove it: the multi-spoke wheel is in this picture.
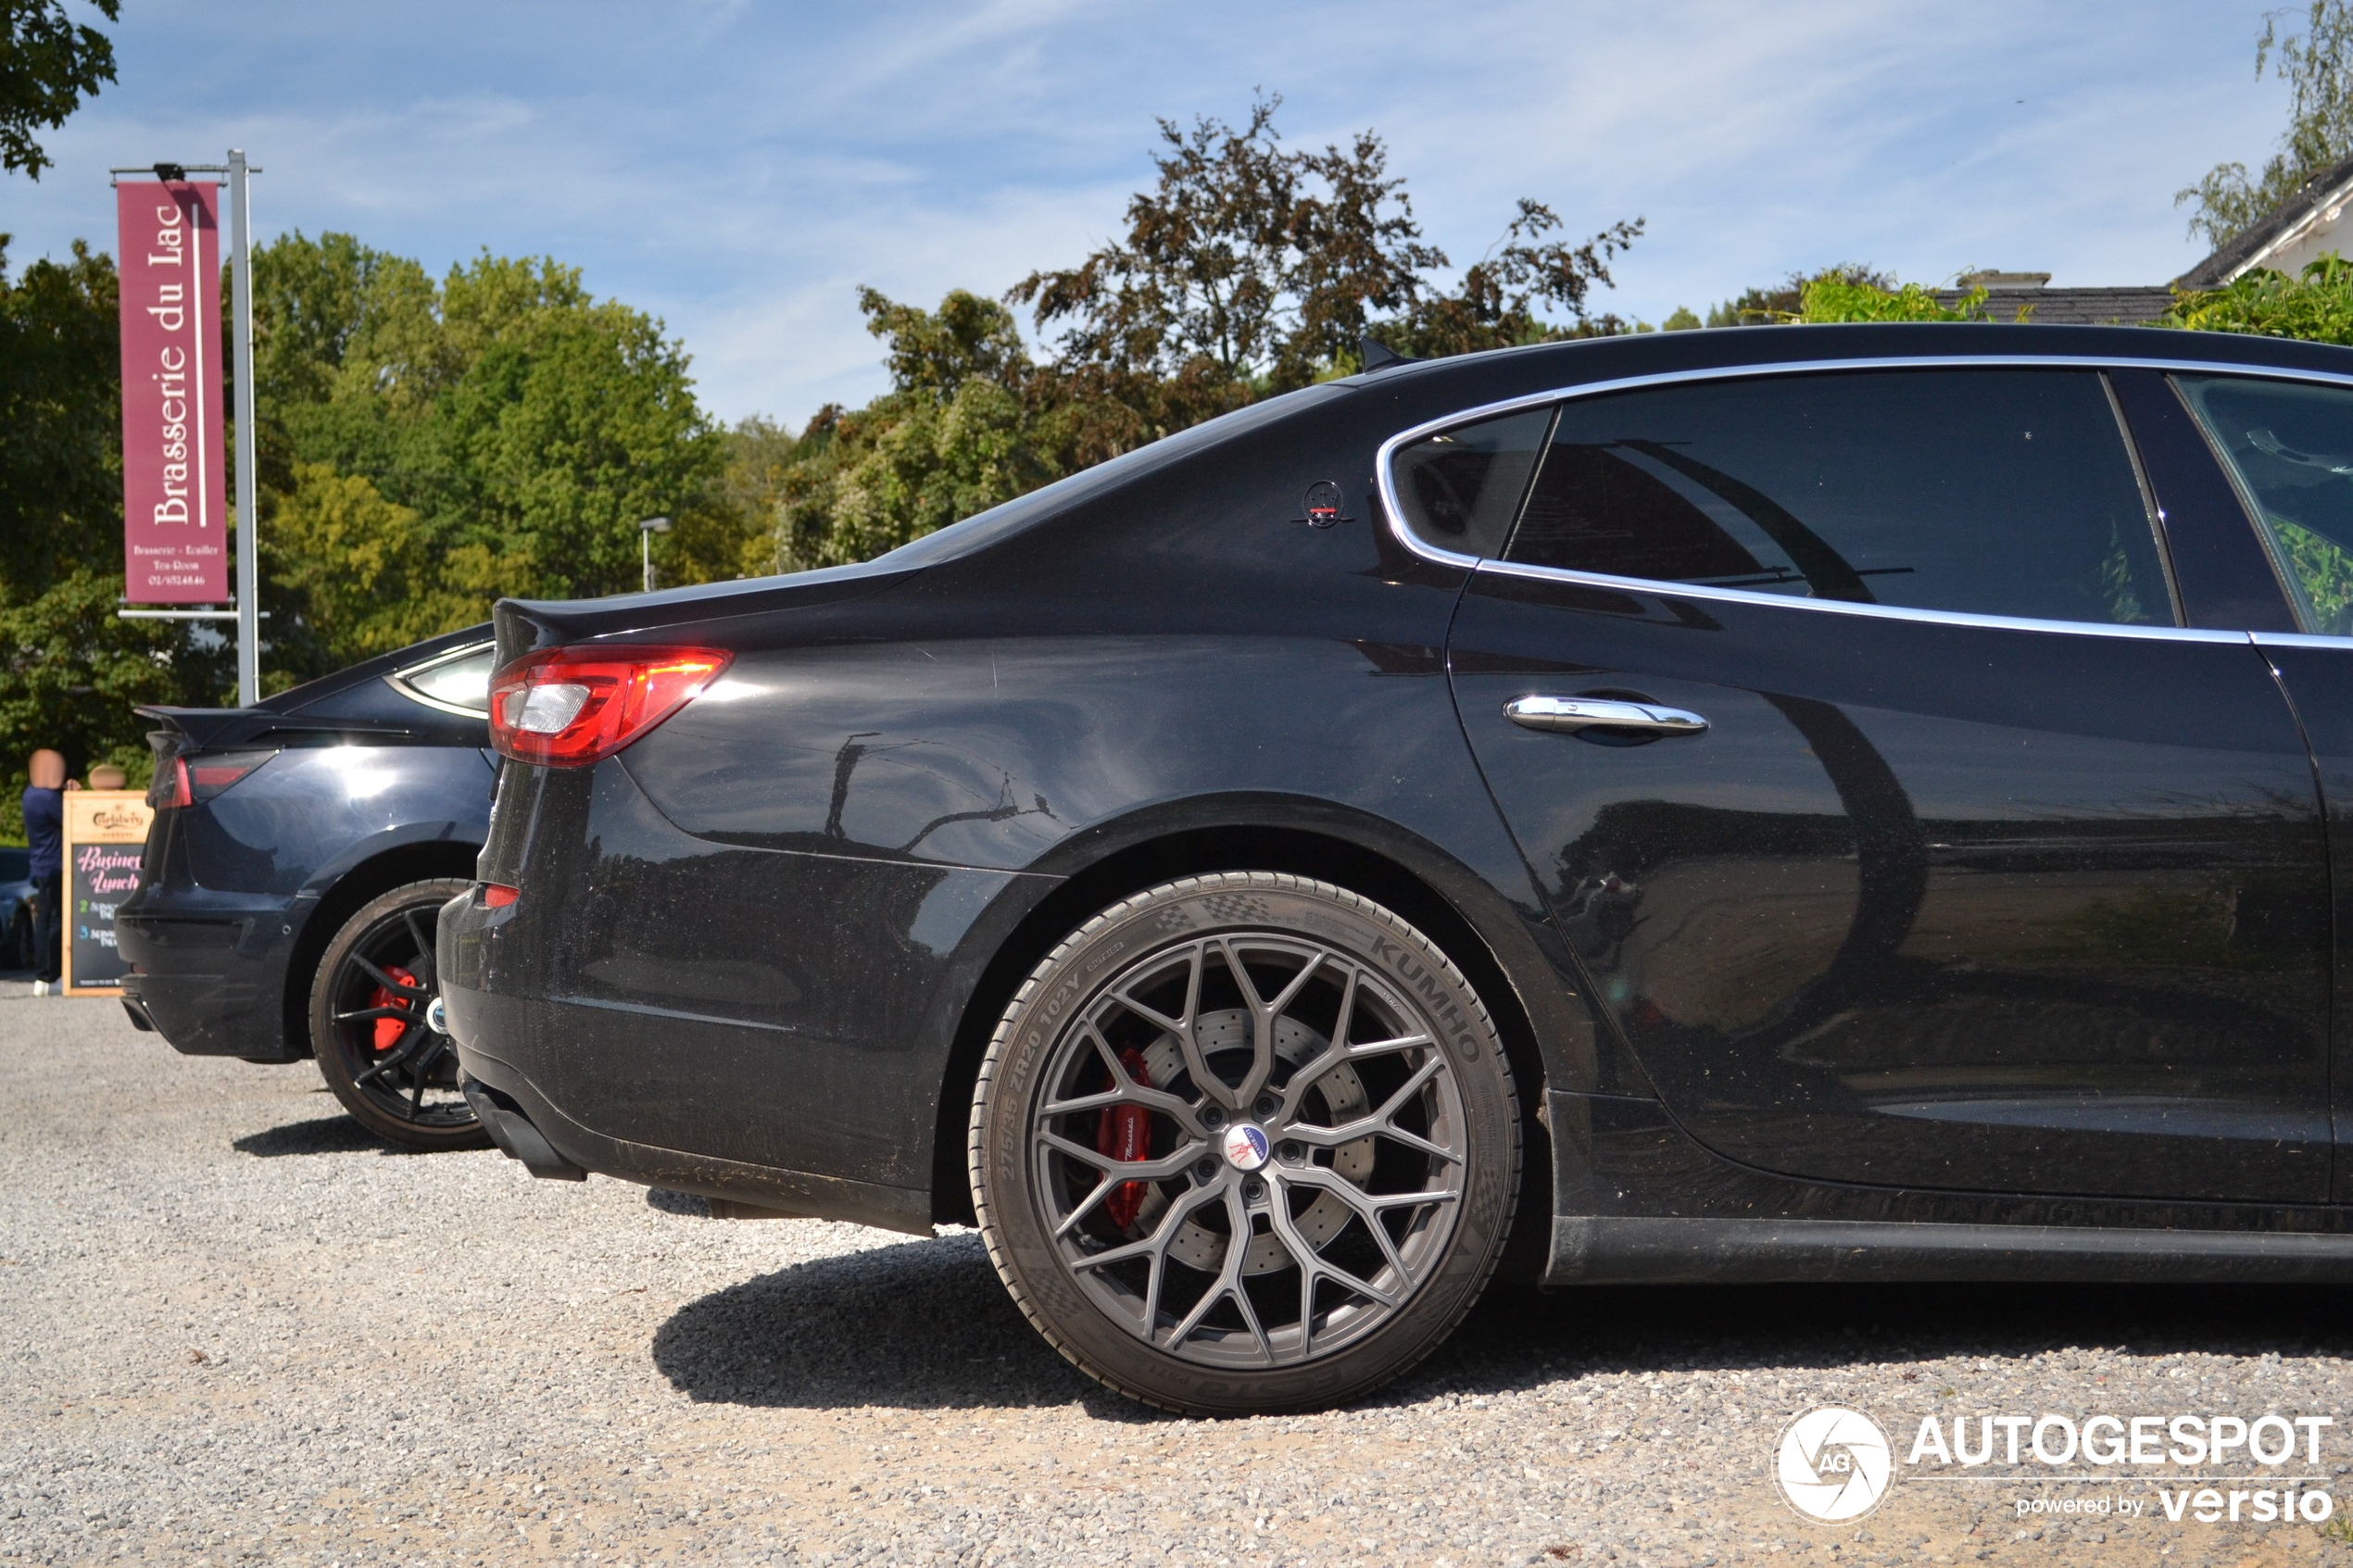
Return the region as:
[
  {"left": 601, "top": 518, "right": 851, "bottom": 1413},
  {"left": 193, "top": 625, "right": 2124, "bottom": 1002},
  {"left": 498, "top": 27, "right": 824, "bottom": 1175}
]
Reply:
[
  {"left": 308, "top": 879, "right": 489, "bottom": 1151},
  {"left": 971, "top": 872, "right": 1519, "bottom": 1414}
]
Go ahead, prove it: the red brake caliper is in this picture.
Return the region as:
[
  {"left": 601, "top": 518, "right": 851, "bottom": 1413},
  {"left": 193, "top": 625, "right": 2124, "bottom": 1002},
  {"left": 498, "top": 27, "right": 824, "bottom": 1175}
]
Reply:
[
  {"left": 1094, "top": 1047, "right": 1153, "bottom": 1229},
  {"left": 371, "top": 964, "right": 418, "bottom": 1051}
]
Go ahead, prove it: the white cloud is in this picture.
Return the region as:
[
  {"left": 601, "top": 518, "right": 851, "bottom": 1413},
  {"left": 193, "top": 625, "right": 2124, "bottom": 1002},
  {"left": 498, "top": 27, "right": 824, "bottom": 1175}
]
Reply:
[{"left": 3, "top": 0, "right": 2291, "bottom": 419}]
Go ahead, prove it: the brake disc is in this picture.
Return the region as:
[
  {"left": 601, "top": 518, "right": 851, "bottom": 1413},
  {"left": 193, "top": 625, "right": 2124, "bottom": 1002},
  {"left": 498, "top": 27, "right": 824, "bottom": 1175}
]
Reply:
[{"left": 1118, "top": 1008, "right": 1374, "bottom": 1275}]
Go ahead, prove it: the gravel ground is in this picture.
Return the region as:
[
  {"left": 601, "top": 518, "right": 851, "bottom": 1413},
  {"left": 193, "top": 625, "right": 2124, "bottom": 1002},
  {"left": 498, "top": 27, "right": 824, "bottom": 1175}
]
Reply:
[{"left": 6, "top": 985, "right": 2353, "bottom": 1567}]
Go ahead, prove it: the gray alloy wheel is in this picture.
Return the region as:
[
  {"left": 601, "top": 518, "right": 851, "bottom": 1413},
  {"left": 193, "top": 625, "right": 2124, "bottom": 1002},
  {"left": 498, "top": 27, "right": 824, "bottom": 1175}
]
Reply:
[{"left": 970, "top": 872, "right": 1519, "bottom": 1415}]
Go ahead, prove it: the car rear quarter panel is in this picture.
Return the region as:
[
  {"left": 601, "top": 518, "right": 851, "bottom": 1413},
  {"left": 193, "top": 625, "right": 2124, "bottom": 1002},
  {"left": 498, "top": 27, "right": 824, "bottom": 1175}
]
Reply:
[{"left": 464, "top": 386, "right": 1609, "bottom": 1198}]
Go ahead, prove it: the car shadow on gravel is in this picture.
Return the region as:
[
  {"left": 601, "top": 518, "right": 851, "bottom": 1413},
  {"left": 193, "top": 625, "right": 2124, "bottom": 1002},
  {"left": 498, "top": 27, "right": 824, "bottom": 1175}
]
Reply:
[
  {"left": 652, "top": 1231, "right": 1134, "bottom": 1414},
  {"left": 654, "top": 1236, "right": 2353, "bottom": 1417},
  {"left": 233, "top": 1116, "right": 427, "bottom": 1158}
]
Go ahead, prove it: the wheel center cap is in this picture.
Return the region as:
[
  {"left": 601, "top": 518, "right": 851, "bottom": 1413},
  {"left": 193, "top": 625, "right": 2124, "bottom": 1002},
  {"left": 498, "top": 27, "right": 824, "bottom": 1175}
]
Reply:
[
  {"left": 423, "top": 997, "right": 450, "bottom": 1036},
  {"left": 1221, "top": 1122, "right": 1271, "bottom": 1172}
]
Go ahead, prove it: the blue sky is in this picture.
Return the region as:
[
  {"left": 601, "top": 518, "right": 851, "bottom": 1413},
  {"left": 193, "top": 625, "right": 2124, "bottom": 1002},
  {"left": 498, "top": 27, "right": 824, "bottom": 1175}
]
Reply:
[{"left": 5, "top": 1, "right": 2293, "bottom": 425}]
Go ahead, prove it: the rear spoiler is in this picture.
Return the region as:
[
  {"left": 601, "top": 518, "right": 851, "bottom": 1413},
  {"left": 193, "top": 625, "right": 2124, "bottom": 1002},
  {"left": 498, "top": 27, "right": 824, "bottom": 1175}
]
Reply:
[
  {"left": 492, "top": 559, "right": 918, "bottom": 671},
  {"left": 135, "top": 706, "right": 416, "bottom": 754}
]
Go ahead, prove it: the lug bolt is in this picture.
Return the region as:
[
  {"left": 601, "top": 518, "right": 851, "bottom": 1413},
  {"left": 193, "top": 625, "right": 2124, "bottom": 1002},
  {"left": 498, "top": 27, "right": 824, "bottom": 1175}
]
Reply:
[
  {"left": 1194, "top": 1158, "right": 1218, "bottom": 1183},
  {"left": 1277, "top": 1140, "right": 1304, "bottom": 1164},
  {"left": 1241, "top": 1177, "right": 1265, "bottom": 1203},
  {"left": 1199, "top": 1106, "right": 1226, "bottom": 1131},
  {"left": 1253, "top": 1095, "right": 1279, "bottom": 1120}
]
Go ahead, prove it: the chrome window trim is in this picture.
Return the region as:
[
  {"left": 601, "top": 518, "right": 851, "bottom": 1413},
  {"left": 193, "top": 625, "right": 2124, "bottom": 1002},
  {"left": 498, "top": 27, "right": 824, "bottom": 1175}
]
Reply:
[
  {"left": 1375, "top": 353, "right": 2353, "bottom": 646},
  {"left": 384, "top": 639, "right": 496, "bottom": 719},
  {"left": 2252, "top": 630, "right": 2353, "bottom": 649}
]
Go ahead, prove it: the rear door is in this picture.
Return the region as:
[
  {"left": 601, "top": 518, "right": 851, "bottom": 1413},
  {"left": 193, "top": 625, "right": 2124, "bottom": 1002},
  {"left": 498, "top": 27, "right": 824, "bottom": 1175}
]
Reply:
[
  {"left": 2170, "top": 370, "right": 2353, "bottom": 1202},
  {"left": 1423, "top": 364, "right": 2334, "bottom": 1202}
]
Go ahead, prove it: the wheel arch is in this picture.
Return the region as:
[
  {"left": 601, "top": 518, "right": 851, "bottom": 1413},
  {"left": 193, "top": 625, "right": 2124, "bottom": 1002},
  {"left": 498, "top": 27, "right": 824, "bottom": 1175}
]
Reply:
[
  {"left": 280, "top": 836, "right": 482, "bottom": 1060},
  {"left": 927, "top": 806, "right": 1565, "bottom": 1276}
]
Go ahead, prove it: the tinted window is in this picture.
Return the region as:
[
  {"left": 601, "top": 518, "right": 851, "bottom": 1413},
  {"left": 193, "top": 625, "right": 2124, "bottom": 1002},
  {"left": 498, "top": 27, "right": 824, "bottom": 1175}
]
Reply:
[
  {"left": 1390, "top": 407, "right": 1552, "bottom": 558},
  {"left": 2176, "top": 375, "right": 2353, "bottom": 635},
  {"left": 1502, "top": 370, "right": 2173, "bottom": 626}
]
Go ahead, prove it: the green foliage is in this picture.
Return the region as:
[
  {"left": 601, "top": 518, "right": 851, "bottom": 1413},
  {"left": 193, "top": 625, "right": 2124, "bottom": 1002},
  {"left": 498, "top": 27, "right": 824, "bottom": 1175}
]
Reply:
[
  {"left": 2180, "top": 2, "right": 2353, "bottom": 251},
  {"left": 0, "top": 0, "right": 118, "bottom": 180},
  {"left": 683, "top": 416, "right": 803, "bottom": 582},
  {"left": 2272, "top": 515, "right": 2353, "bottom": 633},
  {"left": 1796, "top": 277, "right": 1991, "bottom": 323},
  {"left": 1705, "top": 265, "right": 1894, "bottom": 327},
  {"left": 250, "top": 235, "right": 728, "bottom": 682},
  {"left": 1661, "top": 307, "right": 1701, "bottom": 332},
  {"left": 0, "top": 236, "right": 119, "bottom": 601},
  {"left": 774, "top": 291, "right": 1062, "bottom": 571},
  {"left": 2163, "top": 251, "right": 2353, "bottom": 343}
]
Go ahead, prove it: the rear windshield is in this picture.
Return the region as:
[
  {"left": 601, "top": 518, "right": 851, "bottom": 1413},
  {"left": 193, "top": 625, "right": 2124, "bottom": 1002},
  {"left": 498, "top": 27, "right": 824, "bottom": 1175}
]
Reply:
[{"left": 876, "top": 382, "right": 1353, "bottom": 569}]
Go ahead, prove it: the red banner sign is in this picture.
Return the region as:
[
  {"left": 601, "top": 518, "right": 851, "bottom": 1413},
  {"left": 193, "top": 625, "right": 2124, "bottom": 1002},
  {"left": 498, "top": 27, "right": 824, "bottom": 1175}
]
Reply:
[{"left": 116, "top": 181, "right": 228, "bottom": 604}]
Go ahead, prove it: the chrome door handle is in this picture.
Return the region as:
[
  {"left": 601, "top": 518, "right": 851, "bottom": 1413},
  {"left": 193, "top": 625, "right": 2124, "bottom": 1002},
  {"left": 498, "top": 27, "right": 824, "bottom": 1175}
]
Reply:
[{"left": 1504, "top": 695, "right": 1709, "bottom": 736}]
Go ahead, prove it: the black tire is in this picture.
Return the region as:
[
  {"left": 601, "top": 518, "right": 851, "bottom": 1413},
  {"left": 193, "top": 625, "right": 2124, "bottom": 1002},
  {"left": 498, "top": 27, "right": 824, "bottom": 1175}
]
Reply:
[
  {"left": 308, "top": 879, "right": 489, "bottom": 1151},
  {"left": 970, "top": 872, "right": 1520, "bottom": 1415}
]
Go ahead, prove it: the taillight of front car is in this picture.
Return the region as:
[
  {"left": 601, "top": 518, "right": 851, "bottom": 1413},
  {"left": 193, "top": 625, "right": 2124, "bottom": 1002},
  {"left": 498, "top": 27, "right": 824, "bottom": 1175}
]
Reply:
[
  {"left": 149, "top": 749, "right": 277, "bottom": 809},
  {"left": 487, "top": 646, "right": 733, "bottom": 766}
]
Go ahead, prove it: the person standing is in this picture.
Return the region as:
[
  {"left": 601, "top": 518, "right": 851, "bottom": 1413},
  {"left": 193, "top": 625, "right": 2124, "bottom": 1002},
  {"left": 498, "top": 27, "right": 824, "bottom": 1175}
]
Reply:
[{"left": 23, "top": 750, "right": 69, "bottom": 996}]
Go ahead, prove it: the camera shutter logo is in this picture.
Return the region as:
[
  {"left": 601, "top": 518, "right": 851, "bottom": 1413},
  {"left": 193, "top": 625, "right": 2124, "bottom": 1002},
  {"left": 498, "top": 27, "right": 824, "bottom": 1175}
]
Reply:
[{"left": 1777, "top": 1407, "right": 1894, "bottom": 1523}]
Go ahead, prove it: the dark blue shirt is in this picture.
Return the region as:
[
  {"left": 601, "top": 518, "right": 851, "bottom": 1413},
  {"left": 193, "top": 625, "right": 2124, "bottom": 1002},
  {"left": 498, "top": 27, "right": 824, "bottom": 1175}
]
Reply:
[{"left": 22, "top": 786, "right": 61, "bottom": 879}]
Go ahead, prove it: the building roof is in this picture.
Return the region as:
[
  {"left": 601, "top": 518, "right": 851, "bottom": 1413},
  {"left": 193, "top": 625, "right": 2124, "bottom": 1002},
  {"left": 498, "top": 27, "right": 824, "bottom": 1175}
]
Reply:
[
  {"left": 1930, "top": 285, "right": 2177, "bottom": 325},
  {"left": 2174, "top": 152, "right": 2353, "bottom": 289}
]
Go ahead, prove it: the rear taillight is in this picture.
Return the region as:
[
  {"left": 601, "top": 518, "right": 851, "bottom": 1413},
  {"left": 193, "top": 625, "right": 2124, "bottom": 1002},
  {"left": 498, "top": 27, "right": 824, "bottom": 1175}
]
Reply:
[
  {"left": 487, "top": 645, "right": 732, "bottom": 767},
  {"left": 483, "top": 884, "right": 519, "bottom": 908},
  {"left": 158, "top": 749, "right": 276, "bottom": 808}
]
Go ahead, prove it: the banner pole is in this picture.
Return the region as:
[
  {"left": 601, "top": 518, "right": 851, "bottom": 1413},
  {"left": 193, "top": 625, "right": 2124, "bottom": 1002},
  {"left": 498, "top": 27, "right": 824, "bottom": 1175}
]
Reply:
[{"left": 227, "top": 149, "right": 259, "bottom": 708}]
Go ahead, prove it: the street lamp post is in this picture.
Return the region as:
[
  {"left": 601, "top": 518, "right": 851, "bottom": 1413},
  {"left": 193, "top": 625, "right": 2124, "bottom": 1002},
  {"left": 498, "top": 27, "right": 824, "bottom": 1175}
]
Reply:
[{"left": 639, "top": 516, "right": 672, "bottom": 595}]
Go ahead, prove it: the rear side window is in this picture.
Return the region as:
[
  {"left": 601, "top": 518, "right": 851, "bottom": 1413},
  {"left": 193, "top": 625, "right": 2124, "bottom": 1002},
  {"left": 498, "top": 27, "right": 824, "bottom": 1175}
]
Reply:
[
  {"left": 2175, "top": 375, "right": 2353, "bottom": 635},
  {"left": 1495, "top": 370, "right": 2174, "bottom": 626},
  {"left": 385, "top": 643, "right": 495, "bottom": 717},
  {"left": 1389, "top": 407, "right": 1552, "bottom": 558}
]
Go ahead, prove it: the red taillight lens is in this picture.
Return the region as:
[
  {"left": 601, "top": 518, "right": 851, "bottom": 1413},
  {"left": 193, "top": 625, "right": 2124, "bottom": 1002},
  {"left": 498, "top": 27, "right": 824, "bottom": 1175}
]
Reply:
[
  {"left": 487, "top": 645, "right": 732, "bottom": 767},
  {"left": 483, "top": 884, "right": 519, "bottom": 909},
  {"left": 157, "top": 749, "right": 274, "bottom": 808}
]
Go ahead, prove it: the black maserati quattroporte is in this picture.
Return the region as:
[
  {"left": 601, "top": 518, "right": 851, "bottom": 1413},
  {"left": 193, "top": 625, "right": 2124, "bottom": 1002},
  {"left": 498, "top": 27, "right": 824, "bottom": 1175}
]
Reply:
[{"left": 446, "top": 323, "right": 2353, "bottom": 1413}]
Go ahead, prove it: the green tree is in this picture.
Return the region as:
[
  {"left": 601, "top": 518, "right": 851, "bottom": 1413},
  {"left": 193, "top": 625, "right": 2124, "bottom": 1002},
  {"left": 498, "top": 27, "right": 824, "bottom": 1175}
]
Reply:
[
  {"left": 1011, "top": 96, "right": 1639, "bottom": 400},
  {"left": 0, "top": 236, "right": 119, "bottom": 600},
  {"left": 775, "top": 290, "right": 1061, "bottom": 571},
  {"left": 248, "top": 235, "right": 726, "bottom": 679},
  {"left": 1, "top": 0, "right": 118, "bottom": 180},
  {"left": 1381, "top": 199, "right": 1642, "bottom": 359},
  {"left": 2180, "top": 2, "right": 2353, "bottom": 251},
  {"left": 674, "top": 415, "right": 802, "bottom": 582}
]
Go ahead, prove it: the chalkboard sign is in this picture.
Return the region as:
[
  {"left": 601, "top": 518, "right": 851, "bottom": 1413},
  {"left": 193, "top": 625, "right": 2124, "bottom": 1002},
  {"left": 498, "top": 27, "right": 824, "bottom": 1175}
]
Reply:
[{"left": 63, "top": 790, "right": 153, "bottom": 997}]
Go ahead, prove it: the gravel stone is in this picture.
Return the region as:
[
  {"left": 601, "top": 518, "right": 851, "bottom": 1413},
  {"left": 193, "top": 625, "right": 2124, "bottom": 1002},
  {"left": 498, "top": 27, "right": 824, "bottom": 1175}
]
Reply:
[{"left": 6, "top": 985, "right": 2353, "bottom": 1565}]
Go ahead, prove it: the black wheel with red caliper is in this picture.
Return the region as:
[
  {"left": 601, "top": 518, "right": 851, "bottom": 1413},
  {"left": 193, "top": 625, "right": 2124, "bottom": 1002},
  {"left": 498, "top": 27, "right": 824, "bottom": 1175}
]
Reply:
[{"left": 308, "top": 878, "right": 490, "bottom": 1150}]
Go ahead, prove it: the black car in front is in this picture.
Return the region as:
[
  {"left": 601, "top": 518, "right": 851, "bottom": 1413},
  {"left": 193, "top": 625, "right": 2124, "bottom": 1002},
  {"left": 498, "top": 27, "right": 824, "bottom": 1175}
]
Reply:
[{"left": 120, "top": 628, "right": 499, "bottom": 1148}]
